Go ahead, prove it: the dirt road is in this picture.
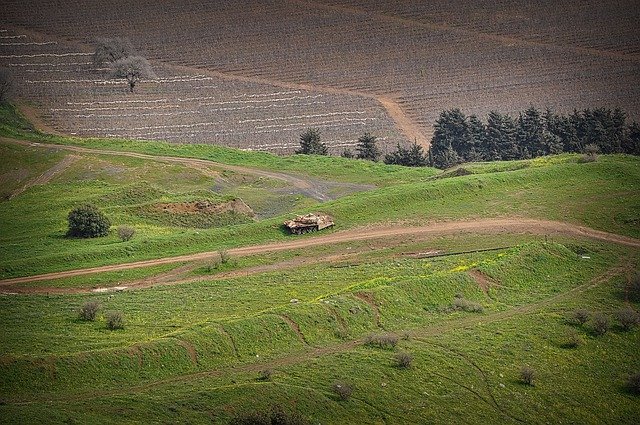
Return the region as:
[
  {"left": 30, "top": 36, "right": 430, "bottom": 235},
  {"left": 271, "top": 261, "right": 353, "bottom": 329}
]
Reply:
[{"left": 1, "top": 217, "right": 638, "bottom": 287}]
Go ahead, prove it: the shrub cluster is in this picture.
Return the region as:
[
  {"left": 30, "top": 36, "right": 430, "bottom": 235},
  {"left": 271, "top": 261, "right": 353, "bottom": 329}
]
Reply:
[
  {"left": 106, "top": 311, "right": 125, "bottom": 330},
  {"left": 78, "top": 301, "right": 100, "bottom": 321},
  {"left": 331, "top": 381, "right": 354, "bottom": 401},
  {"left": 117, "top": 225, "right": 135, "bottom": 242},
  {"left": 627, "top": 372, "right": 640, "bottom": 395},
  {"left": 615, "top": 307, "right": 640, "bottom": 331},
  {"left": 67, "top": 204, "right": 111, "bottom": 238},
  {"left": 230, "top": 405, "right": 309, "bottom": 425},
  {"left": 451, "top": 297, "right": 484, "bottom": 313},
  {"left": 394, "top": 351, "right": 413, "bottom": 368},
  {"left": 364, "top": 333, "right": 398, "bottom": 349},
  {"left": 520, "top": 366, "right": 535, "bottom": 386}
]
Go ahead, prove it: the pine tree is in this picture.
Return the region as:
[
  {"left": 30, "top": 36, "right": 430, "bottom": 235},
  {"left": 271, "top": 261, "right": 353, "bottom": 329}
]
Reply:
[
  {"left": 430, "top": 109, "right": 473, "bottom": 165},
  {"left": 625, "top": 122, "right": 640, "bottom": 155},
  {"left": 517, "top": 106, "right": 544, "bottom": 157},
  {"left": 467, "top": 115, "right": 486, "bottom": 161},
  {"left": 486, "top": 111, "right": 519, "bottom": 160},
  {"left": 296, "top": 128, "right": 328, "bottom": 155},
  {"left": 384, "top": 142, "right": 428, "bottom": 167},
  {"left": 355, "top": 132, "right": 381, "bottom": 161}
]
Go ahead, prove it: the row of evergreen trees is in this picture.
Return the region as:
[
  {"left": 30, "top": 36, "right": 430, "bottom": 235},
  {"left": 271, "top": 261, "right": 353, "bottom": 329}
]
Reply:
[
  {"left": 296, "top": 128, "right": 428, "bottom": 166},
  {"left": 295, "top": 107, "right": 639, "bottom": 169},
  {"left": 429, "top": 107, "right": 640, "bottom": 168}
]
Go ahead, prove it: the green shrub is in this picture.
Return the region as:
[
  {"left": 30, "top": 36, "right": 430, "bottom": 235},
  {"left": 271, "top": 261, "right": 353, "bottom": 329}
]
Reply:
[
  {"left": 106, "top": 311, "right": 125, "bottom": 330},
  {"left": 615, "top": 307, "right": 639, "bottom": 331},
  {"left": 364, "top": 333, "right": 398, "bottom": 349},
  {"left": 451, "top": 297, "right": 484, "bottom": 313},
  {"left": 78, "top": 301, "right": 100, "bottom": 321},
  {"left": 117, "top": 225, "right": 135, "bottom": 241},
  {"left": 394, "top": 351, "right": 413, "bottom": 368},
  {"left": 591, "top": 313, "right": 610, "bottom": 336},
  {"left": 627, "top": 372, "right": 640, "bottom": 395},
  {"left": 571, "top": 309, "right": 590, "bottom": 325},
  {"left": 230, "top": 405, "right": 309, "bottom": 425},
  {"left": 520, "top": 366, "right": 535, "bottom": 386},
  {"left": 630, "top": 273, "right": 640, "bottom": 303},
  {"left": 562, "top": 328, "right": 582, "bottom": 349},
  {"left": 67, "top": 204, "right": 111, "bottom": 238},
  {"left": 257, "top": 369, "right": 272, "bottom": 381},
  {"left": 332, "top": 381, "right": 353, "bottom": 401}
]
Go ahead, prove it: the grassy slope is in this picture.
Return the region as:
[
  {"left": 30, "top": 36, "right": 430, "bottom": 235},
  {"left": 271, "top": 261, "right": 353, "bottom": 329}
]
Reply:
[
  {"left": 1, "top": 103, "right": 639, "bottom": 424},
  {"left": 1, "top": 102, "right": 639, "bottom": 278}
]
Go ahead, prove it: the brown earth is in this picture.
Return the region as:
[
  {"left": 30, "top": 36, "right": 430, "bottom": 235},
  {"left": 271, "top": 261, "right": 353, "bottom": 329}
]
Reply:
[{"left": 154, "top": 198, "right": 255, "bottom": 217}]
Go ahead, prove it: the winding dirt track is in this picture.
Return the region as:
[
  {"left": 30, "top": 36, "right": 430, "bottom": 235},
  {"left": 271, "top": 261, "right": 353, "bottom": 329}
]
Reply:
[{"left": 1, "top": 217, "right": 638, "bottom": 287}]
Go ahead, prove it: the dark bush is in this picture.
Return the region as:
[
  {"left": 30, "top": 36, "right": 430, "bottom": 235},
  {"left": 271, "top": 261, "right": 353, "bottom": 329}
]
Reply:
[
  {"left": 571, "top": 309, "right": 590, "bottom": 325},
  {"left": 117, "top": 225, "right": 135, "bottom": 242},
  {"left": 257, "top": 369, "right": 272, "bottom": 381},
  {"left": 67, "top": 204, "right": 111, "bottom": 238},
  {"left": 520, "top": 366, "right": 535, "bottom": 386},
  {"left": 230, "top": 405, "right": 309, "bottom": 425},
  {"left": 451, "top": 297, "right": 484, "bottom": 313},
  {"left": 394, "top": 351, "right": 413, "bottom": 368},
  {"left": 627, "top": 372, "right": 640, "bottom": 395},
  {"left": 364, "top": 333, "right": 398, "bottom": 349},
  {"left": 615, "top": 307, "right": 640, "bottom": 331},
  {"left": 78, "top": 301, "right": 100, "bottom": 321},
  {"left": 106, "top": 311, "right": 125, "bottom": 330},
  {"left": 630, "top": 273, "right": 640, "bottom": 303},
  {"left": 591, "top": 313, "right": 610, "bottom": 336},
  {"left": 332, "top": 381, "right": 353, "bottom": 401}
]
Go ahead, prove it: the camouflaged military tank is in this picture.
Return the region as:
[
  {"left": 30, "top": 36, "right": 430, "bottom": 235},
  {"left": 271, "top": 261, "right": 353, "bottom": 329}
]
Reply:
[{"left": 284, "top": 213, "right": 334, "bottom": 235}]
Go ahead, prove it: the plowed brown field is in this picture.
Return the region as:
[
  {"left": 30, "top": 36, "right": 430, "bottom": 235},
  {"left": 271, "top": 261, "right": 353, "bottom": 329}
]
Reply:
[{"left": 2, "top": 0, "right": 639, "bottom": 152}]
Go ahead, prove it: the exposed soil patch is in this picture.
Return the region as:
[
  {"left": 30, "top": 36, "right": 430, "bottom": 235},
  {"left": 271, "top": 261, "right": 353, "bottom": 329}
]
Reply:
[
  {"left": 468, "top": 270, "right": 498, "bottom": 295},
  {"left": 10, "top": 154, "right": 80, "bottom": 198},
  {"left": 278, "top": 314, "right": 309, "bottom": 345},
  {"left": 153, "top": 198, "right": 254, "bottom": 217}
]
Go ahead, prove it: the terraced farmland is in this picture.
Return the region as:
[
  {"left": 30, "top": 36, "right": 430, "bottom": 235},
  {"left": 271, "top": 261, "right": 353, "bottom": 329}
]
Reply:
[
  {"left": 0, "top": 27, "right": 400, "bottom": 154},
  {"left": 2, "top": 0, "right": 639, "bottom": 153}
]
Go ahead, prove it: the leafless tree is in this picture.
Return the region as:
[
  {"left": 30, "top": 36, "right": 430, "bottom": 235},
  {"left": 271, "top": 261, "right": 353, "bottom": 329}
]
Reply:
[
  {"left": 110, "top": 56, "right": 155, "bottom": 93},
  {"left": 93, "top": 37, "right": 135, "bottom": 65}
]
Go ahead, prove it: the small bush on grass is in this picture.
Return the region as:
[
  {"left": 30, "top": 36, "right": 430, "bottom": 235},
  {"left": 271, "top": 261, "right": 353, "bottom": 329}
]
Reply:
[
  {"left": 117, "top": 225, "right": 135, "bottom": 241},
  {"left": 591, "top": 313, "right": 610, "bottom": 336},
  {"left": 562, "top": 328, "right": 582, "bottom": 349},
  {"left": 364, "top": 333, "right": 398, "bottom": 349},
  {"left": 67, "top": 204, "right": 111, "bottom": 238},
  {"left": 78, "top": 301, "right": 100, "bottom": 321},
  {"left": 394, "top": 351, "right": 413, "bottom": 368},
  {"left": 219, "top": 250, "right": 230, "bottom": 264},
  {"left": 230, "top": 404, "right": 309, "bottom": 425},
  {"left": 106, "top": 311, "right": 125, "bottom": 330},
  {"left": 332, "top": 381, "right": 353, "bottom": 401},
  {"left": 520, "top": 366, "right": 535, "bottom": 386},
  {"left": 571, "top": 309, "right": 590, "bottom": 325},
  {"left": 630, "top": 273, "right": 640, "bottom": 303},
  {"left": 451, "top": 297, "right": 484, "bottom": 313},
  {"left": 626, "top": 372, "right": 640, "bottom": 395},
  {"left": 257, "top": 369, "right": 273, "bottom": 381},
  {"left": 615, "top": 307, "right": 640, "bottom": 331}
]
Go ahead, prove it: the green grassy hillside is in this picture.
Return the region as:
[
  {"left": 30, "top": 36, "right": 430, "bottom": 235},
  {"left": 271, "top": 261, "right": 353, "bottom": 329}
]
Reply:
[{"left": 1, "top": 104, "right": 639, "bottom": 424}]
